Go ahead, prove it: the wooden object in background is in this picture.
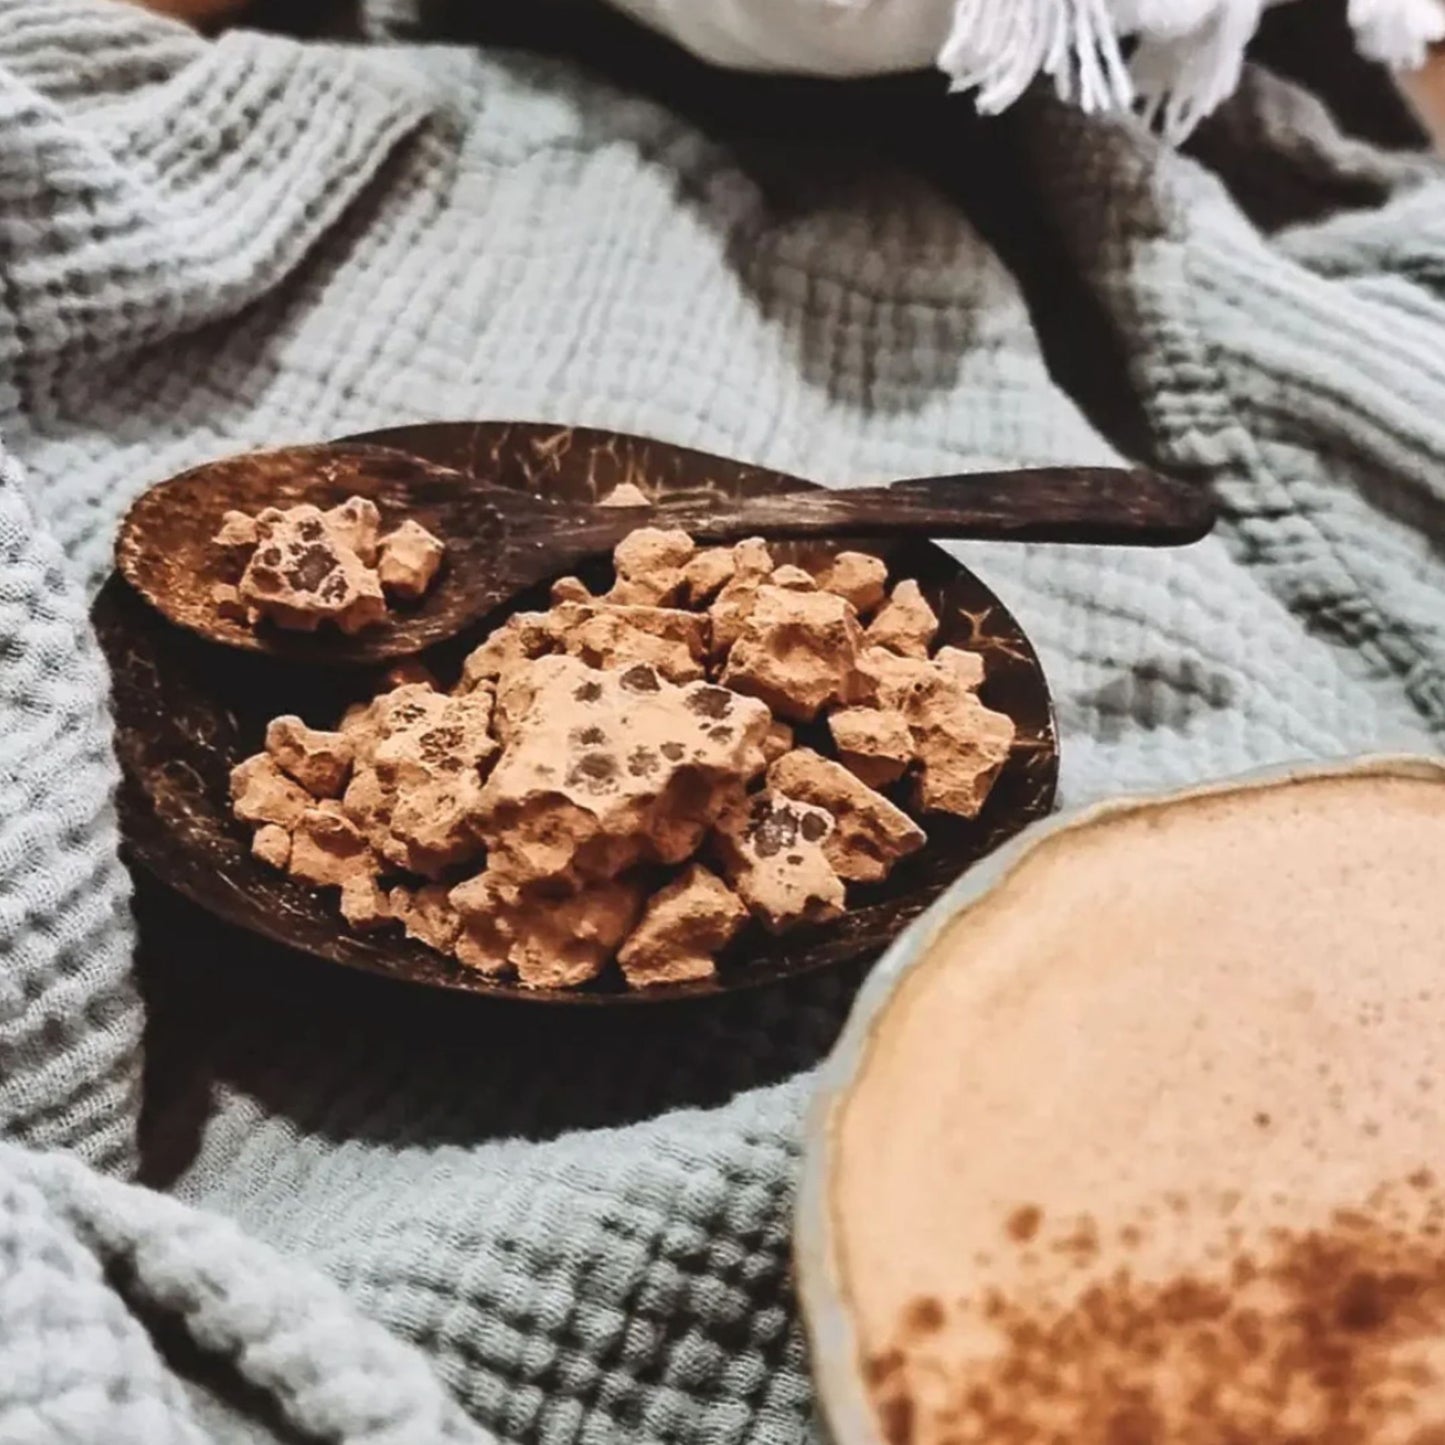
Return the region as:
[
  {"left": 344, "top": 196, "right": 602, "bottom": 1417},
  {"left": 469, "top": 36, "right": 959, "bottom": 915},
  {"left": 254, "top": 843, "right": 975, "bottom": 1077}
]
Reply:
[
  {"left": 1396, "top": 49, "right": 1445, "bottom": 151},
  {"left": 123, "top": 0, "right": 250, "bottom": 18}
]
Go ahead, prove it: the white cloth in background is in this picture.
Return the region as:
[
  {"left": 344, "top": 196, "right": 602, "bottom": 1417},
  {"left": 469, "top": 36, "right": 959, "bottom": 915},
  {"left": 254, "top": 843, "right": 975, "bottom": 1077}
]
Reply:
[{"left": 606, "top": 0, "right": 1445, "bottom": 136}]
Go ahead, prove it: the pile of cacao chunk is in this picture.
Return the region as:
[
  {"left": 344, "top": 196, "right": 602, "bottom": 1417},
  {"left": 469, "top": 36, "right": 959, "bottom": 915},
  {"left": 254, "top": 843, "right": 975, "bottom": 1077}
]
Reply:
[{"left": 230, "top": 506, "right": 1017, "bottom": 989}]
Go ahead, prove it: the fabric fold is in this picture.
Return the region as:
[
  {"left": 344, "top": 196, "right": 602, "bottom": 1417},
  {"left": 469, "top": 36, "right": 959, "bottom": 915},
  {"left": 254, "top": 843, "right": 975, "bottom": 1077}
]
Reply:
[
  {"left": 0, "top": 19, "right": 433, "bottom": 378},
  {"left": 0, "top": 446, "right": 140, "bottom": 1172},
  {"left": 1017, "top": 70, "right": 1445, "bottom": 729},
  {"left": 0, "top": 1141, "right": 489, "bottom": 1445}
]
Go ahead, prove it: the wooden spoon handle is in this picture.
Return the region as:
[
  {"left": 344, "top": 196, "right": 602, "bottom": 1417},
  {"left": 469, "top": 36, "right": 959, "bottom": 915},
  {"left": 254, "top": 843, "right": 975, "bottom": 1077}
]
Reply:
[{"left": 654, "top": 467, "right": 1215, "bottom": 548}]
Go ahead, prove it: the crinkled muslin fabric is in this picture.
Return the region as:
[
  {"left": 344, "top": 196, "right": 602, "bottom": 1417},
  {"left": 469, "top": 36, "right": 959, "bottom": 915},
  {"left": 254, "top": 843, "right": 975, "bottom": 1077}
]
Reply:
[{"left": 0, "top": 2, "right": 1442, "bottom": 1440}]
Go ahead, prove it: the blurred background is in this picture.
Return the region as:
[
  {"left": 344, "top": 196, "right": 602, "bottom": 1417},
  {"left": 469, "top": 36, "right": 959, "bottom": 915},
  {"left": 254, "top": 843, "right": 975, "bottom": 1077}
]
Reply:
[{"left": 130, "top": 0, "right": 1445, "bottom": 152}]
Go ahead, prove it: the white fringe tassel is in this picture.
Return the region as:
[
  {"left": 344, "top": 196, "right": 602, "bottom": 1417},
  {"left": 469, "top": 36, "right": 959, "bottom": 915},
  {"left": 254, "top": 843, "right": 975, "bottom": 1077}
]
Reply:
[
  {"left": 1350, "top": 0, "right": 1445, "bottom": 66},
  {"left": 939, "top": 0, "right": 1133, "bottom": 113},
  {"left": 939, "top": 0, "right": 1445, "bottom": 138},
  {"left": 1132, "top": 0, "right": 1265, "bottom": 142}
]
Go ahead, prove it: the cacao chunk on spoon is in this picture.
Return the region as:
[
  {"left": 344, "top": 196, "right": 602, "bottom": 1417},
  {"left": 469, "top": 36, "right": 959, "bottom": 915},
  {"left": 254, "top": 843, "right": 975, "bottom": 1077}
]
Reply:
[{"left": 116, "top": 441, "right": 1214, "bottom": 666}]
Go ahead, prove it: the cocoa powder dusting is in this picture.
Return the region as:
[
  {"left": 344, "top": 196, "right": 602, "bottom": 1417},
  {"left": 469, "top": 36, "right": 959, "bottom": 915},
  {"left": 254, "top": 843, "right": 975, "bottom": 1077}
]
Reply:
[{"left": 869, "top": 1183, "right": 1445, "bottom": 1445}]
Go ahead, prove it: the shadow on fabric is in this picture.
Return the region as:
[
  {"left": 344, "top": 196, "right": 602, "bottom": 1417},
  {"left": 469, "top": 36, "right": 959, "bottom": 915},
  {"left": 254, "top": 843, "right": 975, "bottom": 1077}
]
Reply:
[{"left": 134, "top": 880, "right": 858, "bottom": 1188}]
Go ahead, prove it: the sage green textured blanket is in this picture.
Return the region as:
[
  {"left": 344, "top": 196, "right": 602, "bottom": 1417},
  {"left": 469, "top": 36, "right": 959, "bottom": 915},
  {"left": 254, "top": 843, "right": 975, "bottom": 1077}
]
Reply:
[{"left": 1, "top": 3, "right": 1442, "bottom": 1441}]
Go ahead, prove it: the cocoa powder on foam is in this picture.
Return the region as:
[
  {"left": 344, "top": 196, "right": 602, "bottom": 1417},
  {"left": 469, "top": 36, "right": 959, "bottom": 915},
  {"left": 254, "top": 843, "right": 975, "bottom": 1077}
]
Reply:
[
  {"left": 830, "top": 772, "right": 1445, "bottom": 1444},
  {"left": 871, "top": 1179, "right": 1445, "bottom": 1445}
]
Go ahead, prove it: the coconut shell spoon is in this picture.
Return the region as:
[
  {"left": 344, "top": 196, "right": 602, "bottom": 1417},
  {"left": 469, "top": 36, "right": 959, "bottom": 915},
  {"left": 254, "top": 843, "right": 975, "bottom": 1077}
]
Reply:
[{"left": 116, "top": 441, "right": 1214, "bottom": 666}]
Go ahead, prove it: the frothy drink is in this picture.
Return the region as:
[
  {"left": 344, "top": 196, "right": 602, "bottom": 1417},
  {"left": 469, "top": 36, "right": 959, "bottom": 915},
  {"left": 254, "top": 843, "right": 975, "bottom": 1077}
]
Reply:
[{"left": 830, "top": 769, "right": 1445, "bottom": 1445}]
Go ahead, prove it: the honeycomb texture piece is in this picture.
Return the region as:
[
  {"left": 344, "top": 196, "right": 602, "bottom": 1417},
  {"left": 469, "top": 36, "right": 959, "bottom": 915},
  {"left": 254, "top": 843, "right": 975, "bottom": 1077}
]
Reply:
[
  {"left": 714, "top": 791, "right": 847, "bottom": 932},
  {"left": 475, "top": 658, "right": 770, "bottom": 885},
  {"left": 719, "top": 585, "right": 865, "bottom": 722},
  {"left": 768, "top": 748, "right": 926, "bottom": 884}
]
